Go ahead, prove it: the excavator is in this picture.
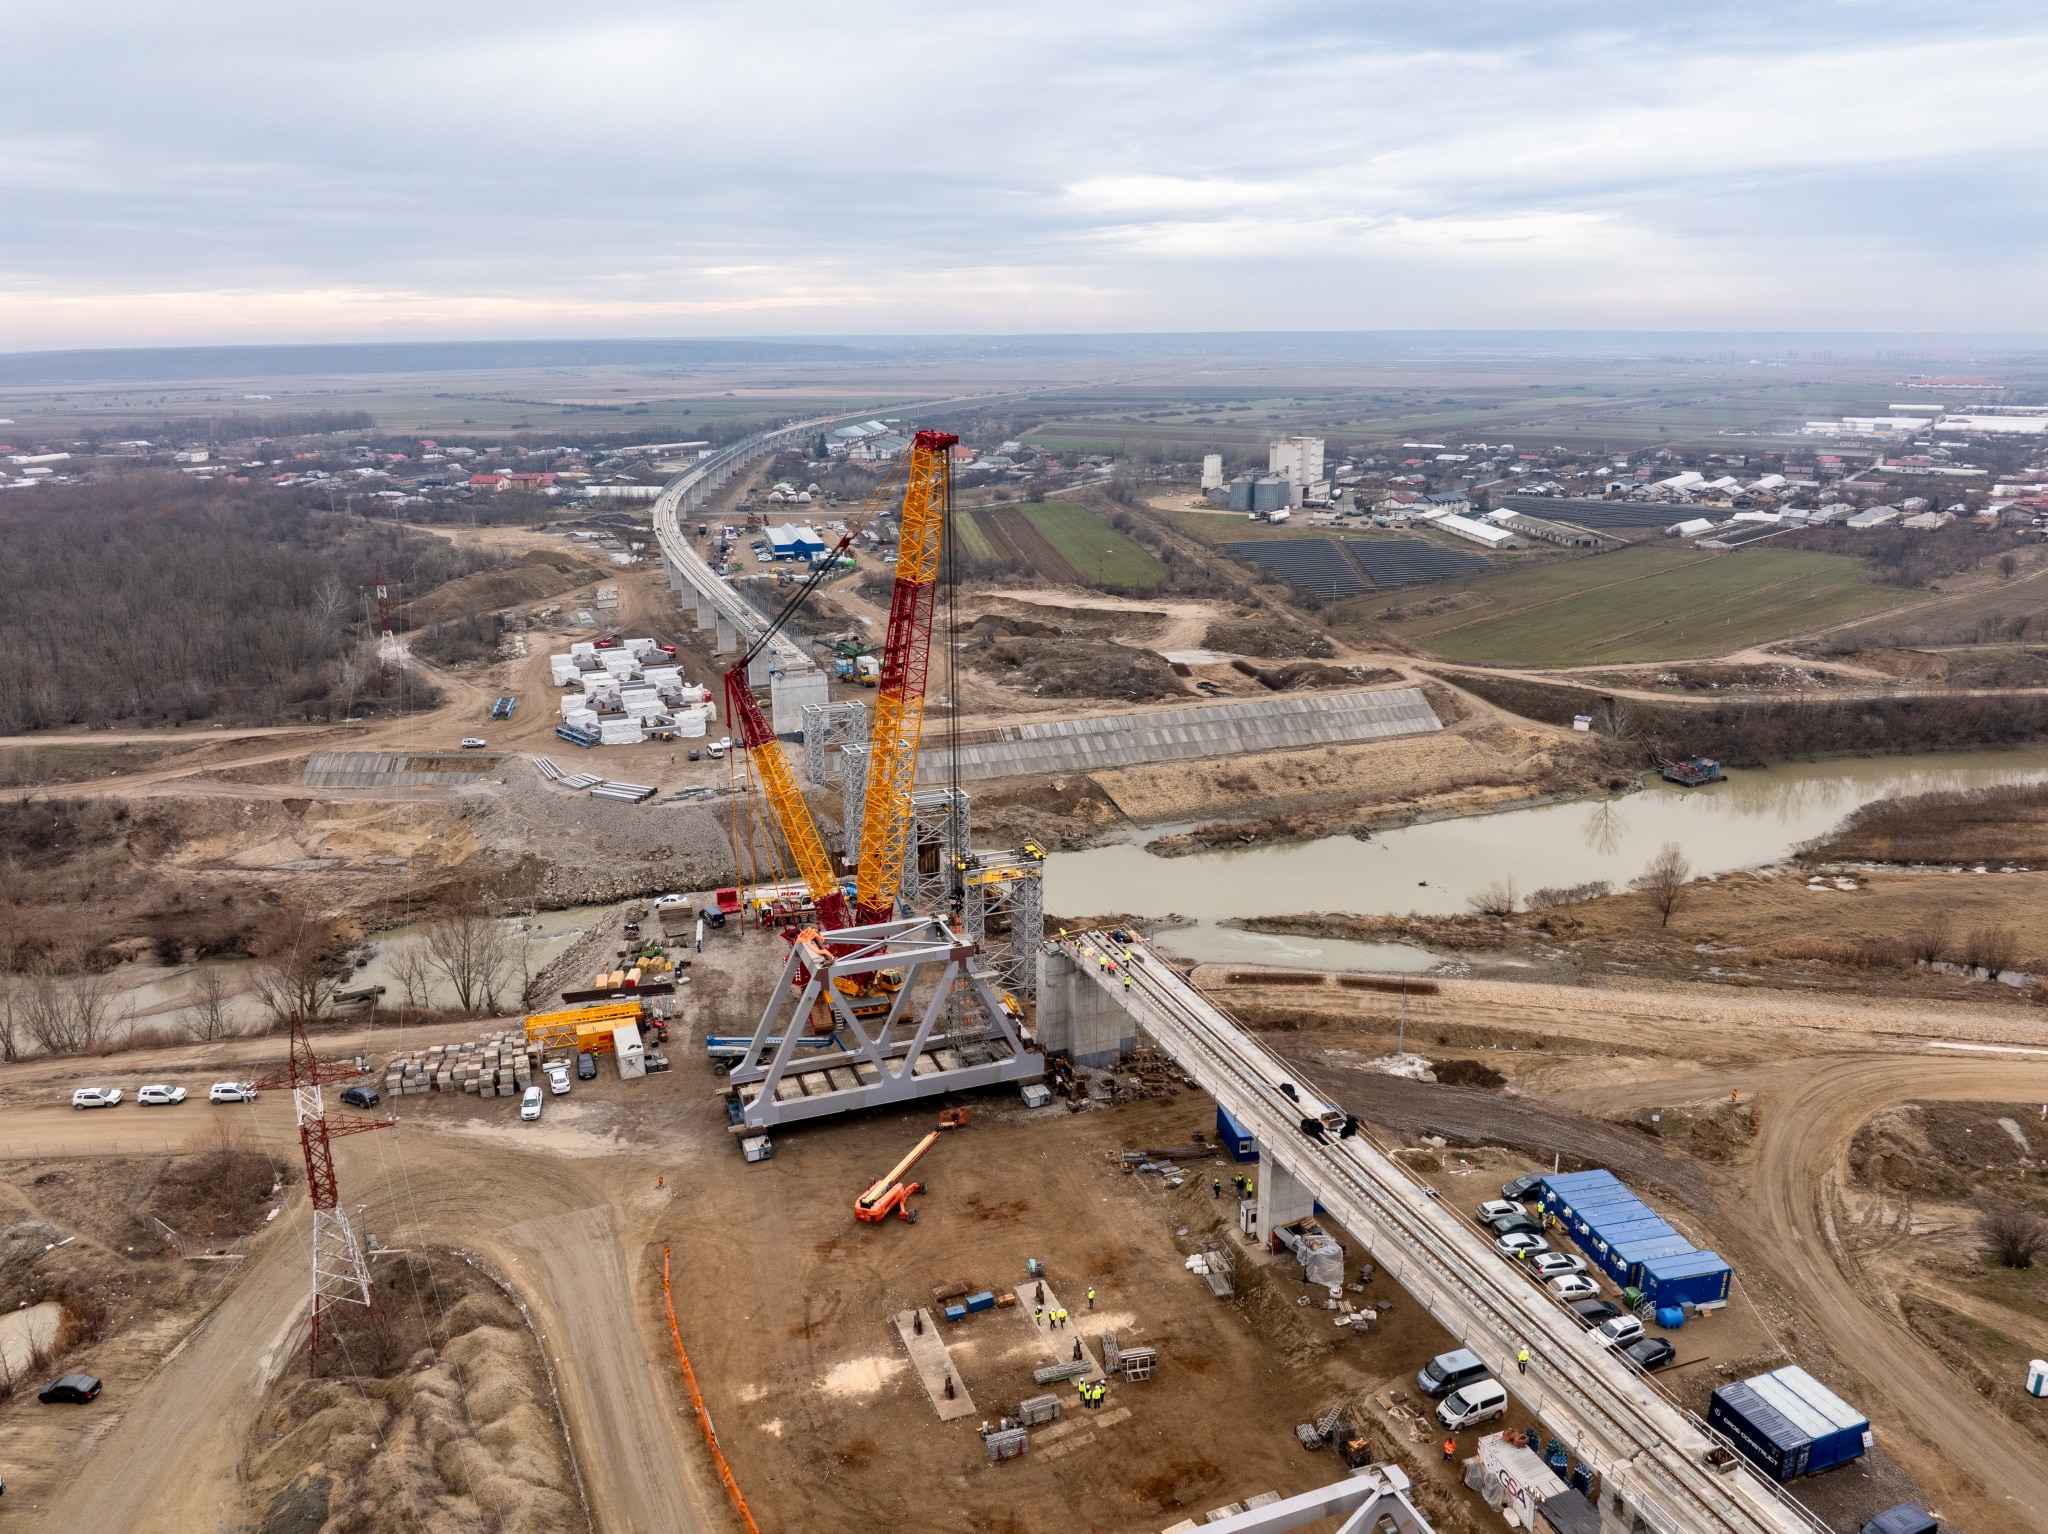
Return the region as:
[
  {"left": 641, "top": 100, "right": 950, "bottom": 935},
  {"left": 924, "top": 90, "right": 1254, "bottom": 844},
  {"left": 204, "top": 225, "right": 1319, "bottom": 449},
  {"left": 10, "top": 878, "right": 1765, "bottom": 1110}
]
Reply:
[{"left": 722, "top": 429, "right": 961, "bottom": 1019}]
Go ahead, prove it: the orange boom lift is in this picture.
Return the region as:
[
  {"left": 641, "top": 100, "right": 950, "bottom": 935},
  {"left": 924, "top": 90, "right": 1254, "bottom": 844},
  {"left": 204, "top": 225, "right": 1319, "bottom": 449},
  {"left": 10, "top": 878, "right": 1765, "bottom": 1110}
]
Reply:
[{"left": 855, "top": 1130, "right": 942, "bottom": 1222}]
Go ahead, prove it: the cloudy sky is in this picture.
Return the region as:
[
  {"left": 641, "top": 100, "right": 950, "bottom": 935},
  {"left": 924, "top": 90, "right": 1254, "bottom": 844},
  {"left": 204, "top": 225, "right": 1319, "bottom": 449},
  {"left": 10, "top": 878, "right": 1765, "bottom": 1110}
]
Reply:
[{"left": 4, "top": 1, "right": 2045, "bottom": 348}]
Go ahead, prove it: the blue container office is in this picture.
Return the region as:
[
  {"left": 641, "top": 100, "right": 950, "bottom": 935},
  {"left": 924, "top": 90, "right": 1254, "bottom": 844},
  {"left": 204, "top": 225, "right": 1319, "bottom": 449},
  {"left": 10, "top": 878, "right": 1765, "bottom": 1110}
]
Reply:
[
  {"left": 1217, "top": 1105, "right": 1259, "bottom": 1162},
  {"left": 1710, "top": 1366, "right": 1870, "bottom": 1481},
  {"left": 1640, "top": 1250, "right": 1733, "bottom": 1308},
  {"left": 1539, "top": 1168, "right": 1735, "bottom": 1305}
]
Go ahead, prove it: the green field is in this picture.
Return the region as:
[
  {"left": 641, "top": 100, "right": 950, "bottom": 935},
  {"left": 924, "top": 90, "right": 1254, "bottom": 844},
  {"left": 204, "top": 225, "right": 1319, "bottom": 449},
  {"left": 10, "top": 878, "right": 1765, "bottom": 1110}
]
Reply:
[
  {"left": 1384, "top": 545, "right": 1922, "bottom": 666},
  {"left": 1022, "top": 501, "right": 1166, "bottom": 587},
  {"left": 951, "top": 508, "right": 997, "bottom": 560}
]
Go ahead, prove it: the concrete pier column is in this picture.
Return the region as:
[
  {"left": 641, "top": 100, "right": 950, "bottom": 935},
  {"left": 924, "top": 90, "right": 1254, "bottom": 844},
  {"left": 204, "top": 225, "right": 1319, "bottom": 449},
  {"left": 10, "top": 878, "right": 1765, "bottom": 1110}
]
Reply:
[
  {"left": 715, "top": 617, "right": 737, "bottom": 654},
  {"left": 662, "top": 554, "right": 684, "bottom": 593},
  {"left": 696, "top": 591, "right": 718, "bottom": 631},
  {"left": 1255, "top": 1150, "right": 1317, "bottom": 1234},
  {"left": 747, "top": 650, "right": 775, "bottom": 688},
  {"left": 1032, "top": 948, "right": 1135, "bottom": 1068}
]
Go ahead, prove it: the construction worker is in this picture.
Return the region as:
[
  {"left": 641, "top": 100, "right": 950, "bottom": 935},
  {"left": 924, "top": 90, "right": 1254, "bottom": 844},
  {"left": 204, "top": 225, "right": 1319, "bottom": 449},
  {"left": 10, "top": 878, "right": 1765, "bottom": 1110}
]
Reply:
[
  {"left": 1034, "top": 1305, "right": 1045, "bottom": 1328},
  {"left": 1086, "top": 1286, "right": 1096, "bottom": 1310},
  {"left": 1443, "top": 1437, "right": 1457, "bottom": 1463},
  {"left": 1123, "top": 975, "right": 1131, "bottom": 991},
  {"left": 1516, "top": 1347, "right": 1530, "bottom": 1375},
  {"left": 1212, "top": 1176, "right": 1222, "bottom": 1199}
]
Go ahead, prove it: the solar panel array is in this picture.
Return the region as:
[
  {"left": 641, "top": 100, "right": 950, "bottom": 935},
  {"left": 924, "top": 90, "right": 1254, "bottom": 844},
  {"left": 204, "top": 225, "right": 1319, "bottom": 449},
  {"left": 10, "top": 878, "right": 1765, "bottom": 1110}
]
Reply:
[
  {"left": 1222, "top": 538, "right": 1372, "bottom": 596},
  {"left": 1499, "top": 494, "right": 1675, "bottom": 528},
  {"left": 1347, "top": 539, "right": 1491, "bottom": 587}
]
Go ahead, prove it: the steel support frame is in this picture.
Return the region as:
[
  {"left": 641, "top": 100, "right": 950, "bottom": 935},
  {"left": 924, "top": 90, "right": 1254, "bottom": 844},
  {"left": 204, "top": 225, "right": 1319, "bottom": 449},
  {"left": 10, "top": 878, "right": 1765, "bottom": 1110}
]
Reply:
[
  {"left": 802, "top": 699, "right": 869, "bottom": 785},
  {"left": 902, "top": 786, "right": 969, "bottom": 912},
  {"left": 959, "top": 850, "right": 1044, "bottom": 998},
  {"left": 839, "top": 742, "right": 870, "bottom": 865},
  {"left": 729, "top": 915, "right": 1041, "bottom": 1129},
  {"left": 1195, "top": 1470, "right": 1433, "bottom": 1534}
]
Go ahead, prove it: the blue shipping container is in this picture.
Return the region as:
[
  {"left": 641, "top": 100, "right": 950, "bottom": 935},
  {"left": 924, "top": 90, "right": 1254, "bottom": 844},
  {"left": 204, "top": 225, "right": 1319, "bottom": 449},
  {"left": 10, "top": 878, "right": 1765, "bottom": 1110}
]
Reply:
[
  {"left": 1710, "top": 1381, "right": 1811, "bottom": 1481},
  {"left": 1217, "top": 1105, "right": 1259, "bottom": 1162},
  {"left": 1640, "top": 1250, "right": 1733, "bottom": 1308},
  {"left": 1561, "top": 1189, "right": 1646, "bottom": 1226},
  {"left": 1768, "top": 1367, "right": 1870, "bottom": 1473},
  {"left": 1564, "top": 1196, "right": 1651, "bottom": 1237},
  {"left": 1610, "top": 1235, "right": 1695, "bottom": 1286},
  {"left": 1747, "top": 1375, "right": 1864, "bottom": 1475},
  {"left": 1589, "top": 1216, "right": 1679, "bottom": 1249}
]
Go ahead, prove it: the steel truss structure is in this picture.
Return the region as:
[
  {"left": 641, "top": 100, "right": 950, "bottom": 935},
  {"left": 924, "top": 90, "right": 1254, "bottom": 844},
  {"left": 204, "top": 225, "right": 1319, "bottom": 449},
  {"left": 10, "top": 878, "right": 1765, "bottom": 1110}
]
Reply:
[
  {"left": 801, "top": 699, "right": 868, "bottom": 785},
  {"left": 902, "top": 787, "right": 969, "bottom": 911},
  {"left": 839, "top": 742, "right": 870, "bottom": 864},
  {"left": 956, "top": 844, "right": 1044, "bottom": 998},
  {"left": 726, "top": 915, "right": 1043, "bottom": 1130},
  {"left": 1194, "top": 1470, "right": 1432, "bottom": 1534}
]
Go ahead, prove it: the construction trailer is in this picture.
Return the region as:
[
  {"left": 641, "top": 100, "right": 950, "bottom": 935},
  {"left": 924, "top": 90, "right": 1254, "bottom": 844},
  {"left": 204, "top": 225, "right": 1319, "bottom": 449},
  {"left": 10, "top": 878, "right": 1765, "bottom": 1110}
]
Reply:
[{"left": 723, "top": 914, "right": 1044, "bottom": 1131}]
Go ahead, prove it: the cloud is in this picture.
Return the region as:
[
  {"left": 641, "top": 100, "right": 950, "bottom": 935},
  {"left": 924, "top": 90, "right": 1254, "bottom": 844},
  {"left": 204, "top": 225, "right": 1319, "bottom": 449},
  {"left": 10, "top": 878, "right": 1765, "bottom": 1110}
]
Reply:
[{"left": 2, "top": 2, "right": 2045, "bottom": 344}]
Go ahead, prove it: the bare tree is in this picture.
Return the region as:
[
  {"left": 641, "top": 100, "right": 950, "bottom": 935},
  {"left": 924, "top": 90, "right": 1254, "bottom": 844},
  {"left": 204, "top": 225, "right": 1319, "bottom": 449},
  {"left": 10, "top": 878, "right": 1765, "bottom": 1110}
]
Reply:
[
  {"left": 247, "top": 948, "right": 338, "bottom": 1027},
  {"left": 181, "top": 964, "right": 240, "bottom": 1042},
  {"left": 0, "top": 975, "right": 20, "bottom": 1062},
  {"left": 19, "top": 962, "right": 123, "bottom": 1055},
  {"left": 392, "top": 943, "right": 436, "bottom": 1013},
  {"left": 1963, "top": 925, "right": 2018, "bottom": 975},
  {"left": 1979, "top": 1204, "right": 2047, "bottom": 1269},
  {"left": 1632, "top": 841, "right": 1693, "bottom": 928},
  {"left": 422, "top": 905, "right": 513, "bottom": 1014},
  {"left": 1903, "top": 913, "right": 1953, "bottom": 965},
  {"left": 1467, "top": 877, "right": 1520, "bottom": 917}
]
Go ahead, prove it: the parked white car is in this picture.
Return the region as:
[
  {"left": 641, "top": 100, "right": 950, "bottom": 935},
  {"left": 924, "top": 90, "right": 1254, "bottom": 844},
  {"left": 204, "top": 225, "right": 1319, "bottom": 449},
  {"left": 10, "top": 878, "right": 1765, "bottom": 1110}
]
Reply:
[
  {"left": 459, "top": 737, "right": 488, "bottom": 750},
  {"left": 1546, "top": 1272, "right": 1601, "bottom": 1302},
  {"left": 1592, "top": 1314, "right": 1645, "bottom": 1350},
  {"left": 545, "top": 1062, "right": 572, "bottom": 1096},
  {"left": 208, "top": 1082, "right": 258, "bottom": 1104},
  {"left": 71, "top": 1087, "right": 123, "bottom": 1109},
  {"left": 136, "top": 1084, "right": 188, "bottom": 1106},
  {"left": 1530, "top": 1252, "right": 1587, "bottom": 1280},
  {"left": 1494, "top": 1232, "right": 1550, "bottom": 1260},
  {"left": 1475, "top": 1199, "right": 1523, "bottom": 1225},
  {"left": 520, "top": 1085, "right": 544, "bottom": 1122}
]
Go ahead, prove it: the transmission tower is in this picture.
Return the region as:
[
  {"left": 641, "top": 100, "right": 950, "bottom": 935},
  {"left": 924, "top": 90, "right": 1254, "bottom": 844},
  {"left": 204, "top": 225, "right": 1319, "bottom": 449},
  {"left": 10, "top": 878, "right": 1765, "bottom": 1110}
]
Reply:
[{"left": 255, "top": 1015, "right": 397, "bottom": 1368}]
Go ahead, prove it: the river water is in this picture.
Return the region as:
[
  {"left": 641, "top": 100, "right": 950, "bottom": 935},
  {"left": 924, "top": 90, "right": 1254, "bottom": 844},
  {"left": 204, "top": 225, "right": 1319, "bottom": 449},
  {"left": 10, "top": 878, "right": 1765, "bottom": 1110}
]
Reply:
[{"left": 1042, "top": 748, "right": 2048, "bottom": 971}]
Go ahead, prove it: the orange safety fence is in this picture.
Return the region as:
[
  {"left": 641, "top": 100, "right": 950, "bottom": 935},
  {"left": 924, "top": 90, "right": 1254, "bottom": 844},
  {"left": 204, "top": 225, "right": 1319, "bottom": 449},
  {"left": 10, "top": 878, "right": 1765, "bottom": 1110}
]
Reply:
[{"left": 662, "top": 1243, "right": 763, "bottom": 1534}]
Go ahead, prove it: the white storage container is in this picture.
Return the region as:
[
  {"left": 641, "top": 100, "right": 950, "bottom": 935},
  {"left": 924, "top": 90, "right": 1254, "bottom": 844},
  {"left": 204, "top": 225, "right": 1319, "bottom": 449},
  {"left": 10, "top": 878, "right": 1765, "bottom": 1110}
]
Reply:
[{"left": 570, "top": 641, "right": 596, "bottom": 657}]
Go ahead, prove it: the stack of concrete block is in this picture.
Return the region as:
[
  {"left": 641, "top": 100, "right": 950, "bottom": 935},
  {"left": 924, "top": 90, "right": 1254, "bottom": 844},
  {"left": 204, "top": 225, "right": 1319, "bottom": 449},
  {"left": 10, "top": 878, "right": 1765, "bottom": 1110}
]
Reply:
[{"left": 382, "top": 1031, "right": 538, "bottom": 1099}]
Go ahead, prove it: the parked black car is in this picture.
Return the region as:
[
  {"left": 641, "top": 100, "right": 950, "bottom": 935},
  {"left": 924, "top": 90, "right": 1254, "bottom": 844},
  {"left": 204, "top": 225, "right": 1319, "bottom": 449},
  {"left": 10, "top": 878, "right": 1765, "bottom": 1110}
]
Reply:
[
  {"left": 39, "top": 1374, "right": 101, "bottom": 1404},
  {"left": 1568, "top": 1298, "right": 1625, "bottom": 1329},
  {"left": 1500, "top": 1173, "right": 1543, "bottom": 1202},
  {"left": 339, "top": 1085, "right": 380, "bottom": 1109},
  {"left": 1486, "top": 1213, "right": 1544, "bottom": 1239},
  {"left": 577, "top": 1052, "right": 597, "bottom": 1080},
  {"left": 1622, "top": 1336, "right": 1675, "bottom": 1371}
]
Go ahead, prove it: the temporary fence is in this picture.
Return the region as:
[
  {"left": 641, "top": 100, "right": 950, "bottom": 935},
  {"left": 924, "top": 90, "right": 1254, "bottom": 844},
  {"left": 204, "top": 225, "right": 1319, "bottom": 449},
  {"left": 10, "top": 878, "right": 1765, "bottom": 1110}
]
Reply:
[{"left": 662, "top": 1245, "right": 763, "bottom": 1534}]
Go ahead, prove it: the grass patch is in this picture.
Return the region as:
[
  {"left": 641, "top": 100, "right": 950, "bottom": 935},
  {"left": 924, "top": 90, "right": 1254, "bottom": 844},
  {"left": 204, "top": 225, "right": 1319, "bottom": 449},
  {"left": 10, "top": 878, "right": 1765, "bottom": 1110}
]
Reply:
[
  {"left": 1386, "top": 546, "right": 1918, "bottom": 666},
  {"left": 1022, "top": 502, "right": 1166, "bottom": 588},
  {"left": 952, "top": 510, "right": 998, "bottom": 561}
]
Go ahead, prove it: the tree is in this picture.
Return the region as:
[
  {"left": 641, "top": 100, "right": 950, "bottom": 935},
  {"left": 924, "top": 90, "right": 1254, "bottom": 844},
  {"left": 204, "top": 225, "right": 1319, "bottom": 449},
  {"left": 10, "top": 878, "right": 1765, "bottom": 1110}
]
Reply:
[
  {"left": 1467, "top": 877, "right": 1519, "bottom": 916},
  {"left": 247, "top": 948, "right": 338, "bottom": 1027},
  {"left": 18, "top": 961, "right": 122, "bottom": 1055},
  {"left": 1979, "top": 1204, "right": 2047, "bottom": 1269},
  {"left": 422, "top": 904, "right": 513, "bottom": 1014},
  {"left": 1632, "top": 841, "right": 1692, "bottom": 928},
  {"left": 392, "top": 943, "right": 436, "bottom": 1013},
  {"left": 181, "top": 964, "right": 239, "bottom": 1042},
  {"left": 0, "top": 975, "right": 20, "bottom": 1062},
  {"left": 1999, "top": 553, "right": 2019, "bottom": 580}
]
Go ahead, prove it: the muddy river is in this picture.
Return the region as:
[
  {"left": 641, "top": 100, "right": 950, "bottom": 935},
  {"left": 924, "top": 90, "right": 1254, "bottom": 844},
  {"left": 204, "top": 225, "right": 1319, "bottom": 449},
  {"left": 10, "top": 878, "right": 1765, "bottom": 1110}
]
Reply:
[{"left": 1044, "top": 748, "right": 2048, "bottom": 971}]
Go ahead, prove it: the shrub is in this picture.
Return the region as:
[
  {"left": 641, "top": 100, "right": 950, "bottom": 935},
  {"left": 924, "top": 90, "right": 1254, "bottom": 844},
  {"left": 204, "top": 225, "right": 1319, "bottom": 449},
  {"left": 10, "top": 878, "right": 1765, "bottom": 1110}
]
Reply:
[{"left": 1979, "top": 1204, "right": 2047, "bottom": 1269}]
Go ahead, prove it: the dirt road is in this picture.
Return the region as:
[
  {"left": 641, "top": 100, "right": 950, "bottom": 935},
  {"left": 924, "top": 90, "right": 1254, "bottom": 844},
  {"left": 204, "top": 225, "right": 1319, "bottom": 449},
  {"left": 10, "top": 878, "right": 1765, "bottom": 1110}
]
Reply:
[{"left": 25, "top": 1201, "right": 314, "bottom": 1533}]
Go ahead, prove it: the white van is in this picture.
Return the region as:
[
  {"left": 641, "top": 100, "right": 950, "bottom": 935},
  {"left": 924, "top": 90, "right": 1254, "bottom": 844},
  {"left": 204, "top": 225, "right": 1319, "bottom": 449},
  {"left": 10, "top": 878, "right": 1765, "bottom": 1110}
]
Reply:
[{"left": 1435, "top": 1377, "right": 1509, "bottom": 1431}]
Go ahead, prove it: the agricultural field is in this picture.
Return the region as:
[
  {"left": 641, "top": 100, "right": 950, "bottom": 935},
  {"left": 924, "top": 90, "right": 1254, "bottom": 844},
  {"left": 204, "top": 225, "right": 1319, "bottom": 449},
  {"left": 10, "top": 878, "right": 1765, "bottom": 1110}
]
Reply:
[
  {"left": 967, "top": 500, "right": 1165, "bottom": 588},
  {"left": 1382, "top": 544, "right": 1921, "bottom": 666}
]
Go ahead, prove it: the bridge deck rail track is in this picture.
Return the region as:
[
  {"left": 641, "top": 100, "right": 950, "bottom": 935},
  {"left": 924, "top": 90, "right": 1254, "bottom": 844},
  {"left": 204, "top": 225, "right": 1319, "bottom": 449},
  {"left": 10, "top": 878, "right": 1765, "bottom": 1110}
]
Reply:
[{"left": 1067, "top": 932, "right": 1826, "bottom": 1534}]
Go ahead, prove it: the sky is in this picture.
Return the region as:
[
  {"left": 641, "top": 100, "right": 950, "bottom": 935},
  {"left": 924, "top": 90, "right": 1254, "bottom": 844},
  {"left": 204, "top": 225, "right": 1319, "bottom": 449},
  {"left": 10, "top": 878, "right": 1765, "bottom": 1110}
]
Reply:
[{"left": 4, "top": 1, "right": 2047, "bottom": 349}]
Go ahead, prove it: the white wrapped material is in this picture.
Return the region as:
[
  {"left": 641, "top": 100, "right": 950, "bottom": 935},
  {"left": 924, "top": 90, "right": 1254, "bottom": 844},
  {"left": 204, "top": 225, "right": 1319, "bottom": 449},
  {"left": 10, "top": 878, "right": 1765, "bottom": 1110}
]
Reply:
[
  {"left": 677, "top": 712, "right": 707, "bottom": 738},
  {"left": 570, "top": 641, "right": 596, "bottom": 657}
]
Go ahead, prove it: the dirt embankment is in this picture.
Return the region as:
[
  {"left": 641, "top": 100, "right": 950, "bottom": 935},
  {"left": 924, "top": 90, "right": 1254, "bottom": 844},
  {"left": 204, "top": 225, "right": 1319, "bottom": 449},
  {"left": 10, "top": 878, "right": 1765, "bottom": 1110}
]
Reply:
[
  {"left": 1134, "top": 720, "right": 1620, "bottom": 854},
  {"left": 404, "top": 549, "right": 608, "bottom": 626},
  {"left": 244, "top": 1247, "right": 587, "bottom": 1534}
]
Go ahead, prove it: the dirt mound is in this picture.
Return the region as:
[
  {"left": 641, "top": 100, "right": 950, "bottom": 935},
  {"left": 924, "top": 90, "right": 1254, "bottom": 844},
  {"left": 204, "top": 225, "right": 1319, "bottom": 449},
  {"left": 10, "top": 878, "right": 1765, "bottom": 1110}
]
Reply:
[
  {"left": 974, "top": 636, "right": 1182, "bottom": 702},
  {"left": 1202, "top": 617, "right": 1333, "bottom": 659},
  {"left": 245, "top": 1247, "right": 586, "bottom": 1534},
  {"left": 964, "top": 613, "right": 1064, "bottom": 639},
  {"left": 1852, "top": 1100, "right": 2041, "bottom": 1196},
  {"left": 405, "top": 551, "right": 603, "bottom": 626}
]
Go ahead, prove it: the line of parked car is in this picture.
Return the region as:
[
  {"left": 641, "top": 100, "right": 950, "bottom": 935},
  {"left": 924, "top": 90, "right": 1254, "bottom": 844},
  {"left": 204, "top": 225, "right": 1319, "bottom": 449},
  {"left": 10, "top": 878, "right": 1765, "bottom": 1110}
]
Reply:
[{"left": 69, "top": 1082, "right": 382, "bottom": 1109}]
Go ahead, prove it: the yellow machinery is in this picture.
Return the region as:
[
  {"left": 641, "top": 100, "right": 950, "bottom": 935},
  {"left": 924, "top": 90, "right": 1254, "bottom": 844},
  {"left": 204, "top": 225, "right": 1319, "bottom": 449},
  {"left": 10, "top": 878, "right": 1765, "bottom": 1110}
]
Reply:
[{"left": 525, "top": 1000, "right": 642, "bottom": 1054}]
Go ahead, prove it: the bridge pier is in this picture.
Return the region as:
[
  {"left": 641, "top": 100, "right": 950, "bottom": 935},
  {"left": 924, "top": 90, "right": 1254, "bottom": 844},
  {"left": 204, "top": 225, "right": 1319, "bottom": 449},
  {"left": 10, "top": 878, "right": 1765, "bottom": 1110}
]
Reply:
[
  {"left": 716, "top": 617, "right": 737, "bottom": 655},
  {"left": 1255, "top": 1150, "right": 1318, "bottom": 1237},
  {"left": 695, "top": 591, "right": 717, "bottom": 631},
  {"left": 1033, "top": 947, "right": 1134, "bottom": 1067}
]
